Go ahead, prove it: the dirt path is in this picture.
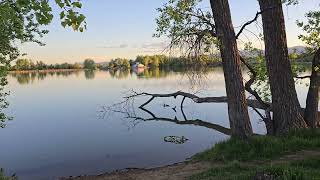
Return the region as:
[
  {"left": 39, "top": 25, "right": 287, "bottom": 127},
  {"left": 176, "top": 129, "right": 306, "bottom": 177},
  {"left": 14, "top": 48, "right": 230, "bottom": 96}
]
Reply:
[
  {"left": 61, "top": 161, "right": 213, "bottom": 180},
  {"left": 61, "top": 149, "right": 320, "bottom": 180}
]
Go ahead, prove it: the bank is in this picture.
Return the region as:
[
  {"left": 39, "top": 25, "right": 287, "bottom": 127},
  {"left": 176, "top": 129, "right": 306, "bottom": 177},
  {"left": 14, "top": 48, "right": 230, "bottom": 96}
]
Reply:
[{"left": 61, "top": 129, "right": 320, "bottom": 180}]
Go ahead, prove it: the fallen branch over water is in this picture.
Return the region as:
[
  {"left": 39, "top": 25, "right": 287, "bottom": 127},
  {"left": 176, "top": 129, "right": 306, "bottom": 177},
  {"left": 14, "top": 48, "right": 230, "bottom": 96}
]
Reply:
[
  {"left": 125, "top": 90, "right": 319, "bottom": 113},
  {"left": 125, "top": 90, "right": 270, "bottom": 110}
]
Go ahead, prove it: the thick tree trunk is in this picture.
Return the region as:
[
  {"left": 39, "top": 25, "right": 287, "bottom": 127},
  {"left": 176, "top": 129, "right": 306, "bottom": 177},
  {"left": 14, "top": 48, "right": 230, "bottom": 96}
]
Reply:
[
  {"left": 210, "top": 0, "right": 253, "bottom": 139},
  {"left": 258, "top": 0, "right": 307, "bottom": 134},
  {"left": 304, "top": 48, "right": 320, "bottom": 128}
]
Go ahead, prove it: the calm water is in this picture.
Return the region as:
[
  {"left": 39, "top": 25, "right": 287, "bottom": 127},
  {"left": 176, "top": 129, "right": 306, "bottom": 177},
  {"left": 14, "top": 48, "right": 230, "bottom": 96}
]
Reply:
[{"left": 0, "top": 68, "right": 311, "bottom": 180}]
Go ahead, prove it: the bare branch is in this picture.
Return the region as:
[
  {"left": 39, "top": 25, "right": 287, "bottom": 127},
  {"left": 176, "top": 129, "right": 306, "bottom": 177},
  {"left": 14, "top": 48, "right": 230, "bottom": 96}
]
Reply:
[
  {"left": 124, "top": 90, "right": 269, "bottom": 110},
  {"left": 236, "top": 11, "right": 262, "bottom": 39},
  {"left": 236, "top": 3, "right": 282, "bottom": 39},
  {"left": 109, "top": 103, "right": 233, "bottom": 135},
  {"left": 295, "top": 75, "right": 311, "bottom": 79},
  {"left": 239, "top": 56, "right": 270, "bottom": 109}
]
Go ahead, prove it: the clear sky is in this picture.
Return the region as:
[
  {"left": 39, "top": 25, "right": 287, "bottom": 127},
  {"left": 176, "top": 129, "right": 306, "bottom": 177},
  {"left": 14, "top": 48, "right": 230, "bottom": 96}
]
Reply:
[{"left": 19, "top": 0, "right": 320, "bottom": 64}]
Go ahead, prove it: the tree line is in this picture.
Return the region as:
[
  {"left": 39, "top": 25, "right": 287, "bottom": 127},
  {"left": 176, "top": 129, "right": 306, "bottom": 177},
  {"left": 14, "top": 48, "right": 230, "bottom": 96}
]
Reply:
[
  {"left": 11, "top": 51, "right": 312, "bottom": 72},
  {"left": 107, "top": 54, "right": 222, "bottom": 70},
  {"left": 10, "top": 59, "right": 97, "bottom": 71}
]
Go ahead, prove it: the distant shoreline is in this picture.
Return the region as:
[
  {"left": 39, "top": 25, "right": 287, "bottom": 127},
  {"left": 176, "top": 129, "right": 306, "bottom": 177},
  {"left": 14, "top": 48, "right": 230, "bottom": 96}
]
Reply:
[
  {"left": 7, "top": 61, "right": 311, "bottom": 74},
  {"left": 8, "top": 69, "right": 84, "bottom": 73}
]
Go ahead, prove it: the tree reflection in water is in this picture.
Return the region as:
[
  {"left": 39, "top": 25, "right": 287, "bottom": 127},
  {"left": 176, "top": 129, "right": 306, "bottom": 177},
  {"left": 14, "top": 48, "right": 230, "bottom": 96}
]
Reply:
[
  {"left": 100, "top": 96, "right": 232, "bottom": 145},
  {"left": 84, "top": 70, "right": 95, "bottom": 79},
  {"left": 9, "top": 70, "right": 82, "bottom": 84},
  {"left": 0, "top": 68, "right": 16, "bottom": 179},
  {"left": 0, "top": 68, "right": 12, "bottom": 128}
]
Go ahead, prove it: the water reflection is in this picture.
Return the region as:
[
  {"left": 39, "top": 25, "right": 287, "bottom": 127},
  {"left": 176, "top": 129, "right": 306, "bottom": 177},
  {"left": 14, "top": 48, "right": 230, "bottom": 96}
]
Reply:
[
  {"left": 9, "top": 70, "right": 83, "bottom": 84},
  {"left": 104, "top": 103, "right": 232, "bottom": 137},
  {"left": 109, "top": 69, "right": 131, "bottom": 79},
  {"left": 108, "top": 67, "right": 182, "bottom": 79},
  {"left": 0, "top": 69, "right": 15, "bottom": 179},
  {"left": 0, "top": 68, "right": 12, "bottom": 128},
  {"left": 9, "top": 67, "right": 215, "bottom": 85},
  {"left": 84, "top": 70, "right": 95, "bottom": 80}
]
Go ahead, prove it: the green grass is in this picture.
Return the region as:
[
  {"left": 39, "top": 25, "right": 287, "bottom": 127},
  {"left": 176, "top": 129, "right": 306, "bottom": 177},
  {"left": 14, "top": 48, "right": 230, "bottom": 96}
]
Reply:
[
  {"left": 190, "top": 157, "right": 320, "bottom": 180},
  {"left": 190, "top": 161, "right": 254, "bottom": 180},
  {"left": 191, "top": 129, "right": 320, "bottom": 180},
  {"left": 0, "top": 169, "right": 16, "bottom": 180},
  {"left": 193, "top": 129, "right": 320, "bottom": 162}
]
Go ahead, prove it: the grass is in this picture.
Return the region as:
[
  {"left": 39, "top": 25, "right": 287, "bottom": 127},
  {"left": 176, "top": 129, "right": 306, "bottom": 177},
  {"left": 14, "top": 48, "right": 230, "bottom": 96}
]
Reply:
[
  {"left": 0, "top": 169, "right": 16, "bottom": 180},
  {"left": 193, "top": 129, "right": 320, "bottom": 162},
  {"left": 190, "top": 157, "right": 320, "bottom": 180}
]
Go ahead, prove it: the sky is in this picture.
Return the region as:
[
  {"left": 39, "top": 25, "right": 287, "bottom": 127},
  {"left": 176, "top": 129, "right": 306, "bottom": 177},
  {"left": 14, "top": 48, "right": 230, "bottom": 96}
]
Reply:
[{"left": 19, "top": 0, "right": 320, "bottom": 64}]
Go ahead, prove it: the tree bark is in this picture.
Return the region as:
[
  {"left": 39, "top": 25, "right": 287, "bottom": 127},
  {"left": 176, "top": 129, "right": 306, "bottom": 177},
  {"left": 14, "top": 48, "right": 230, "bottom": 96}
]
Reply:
[
  {"left": 258, "top": 0, "right": 307, "bottom": 135},
  {"left": 304, "top": 48, "right": 320, "bottom": 128},
  {"left": 210, "top": 0, "right": 253, "bottom": 139}
]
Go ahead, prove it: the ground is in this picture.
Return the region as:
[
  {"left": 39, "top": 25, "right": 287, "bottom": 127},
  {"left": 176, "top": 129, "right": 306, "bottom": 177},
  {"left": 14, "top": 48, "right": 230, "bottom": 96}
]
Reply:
[
  {"left": 61, "top": 149, "right": 320, "bottom": 180},
  {"left": 61, "top": 161, "right": 212, "bottom": 180},
  {"left": 62, "top": 130, "right": 320, "bottom": 180}
]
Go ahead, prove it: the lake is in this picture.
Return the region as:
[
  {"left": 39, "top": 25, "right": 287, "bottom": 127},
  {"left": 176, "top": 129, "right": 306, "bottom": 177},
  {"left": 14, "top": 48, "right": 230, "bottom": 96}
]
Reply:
[{"left": 0, "top": 68, "right": 311, "bottom": 180}]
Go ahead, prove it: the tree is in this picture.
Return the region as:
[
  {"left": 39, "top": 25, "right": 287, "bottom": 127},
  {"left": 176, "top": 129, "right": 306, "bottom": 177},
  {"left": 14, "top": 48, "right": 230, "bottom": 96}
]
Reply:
[
  {"left": 155, "top": 0, "right": 253, "bottom": 138},
  {"left": 289, "top": 48, "right": 299, "bottom": 60},
  {"left": 258, "top": 0, "right": 307, "bottom": 134},
  {"left": 0, "top": 0, "right": 86, "bottom": 67},
  {"left": 73, "top": 62, "right": 82, "bottom": 69},
  {"left": 121, "top": 59, "right": 131, "bottom": 69},
  {"left": 297, "top": 9, "right": 320, "bottom": 128},
  {"left": 15, "top": 59, "right": 32, "bottom": 70},
  {"left": 83, "top": 59, "right": 96, "bottom": 70},
  {"left": 210, "top": 0, "right": 252, "bottom": 138},
  {"left": 36, "top": 61, "right": 47, "bottom": 70}
]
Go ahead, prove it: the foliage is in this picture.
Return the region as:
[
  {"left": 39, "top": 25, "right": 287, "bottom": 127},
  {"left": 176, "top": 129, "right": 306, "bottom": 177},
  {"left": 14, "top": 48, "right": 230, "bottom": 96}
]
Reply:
[
  {"left": 0, "top": 0, "right": 86, "bottom": 67},
  {"left": 296, "top": 4, "right": 320, "bottom": 88},
  {"left": 0, "top": 68, "right": 11, "bottom": 128},
  {"left": 83, "top": 59, "right": 96, "bottom": 70},
  {"left": 107, "top": 55, "right": 221, "bottom": 70},
  {"left": 242, "top": 43, "right": 271, "bottom": 102},
  {"left": 289, "top": 48, "right": 299, "bottom": 60},
  {"left": 108, "top": 58, "right": 131, "bottom": 70},
  {"left": 11, "top": 59, "right": 83, "bottom": 70},
  {"left": 193, "top": 129, "right": 320, "bottom": 162},
  {"left": 297, "top": 8, "right": 320, "bottom": 51},
  {"left": 242, "top": 42, "right": 310, "bottom": 102},
  {"left": 55, "top": 0, "right": 86, "bottom": 32},
  {"left": 155, "top": 0, "right": 217, "bottom": 57}
]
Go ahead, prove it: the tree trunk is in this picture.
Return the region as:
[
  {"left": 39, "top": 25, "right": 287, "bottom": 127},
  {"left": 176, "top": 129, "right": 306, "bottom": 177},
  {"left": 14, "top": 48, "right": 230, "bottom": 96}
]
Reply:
[
  {"left": 258, "top": 0, "right": 307, "bottom": 134},
  {"left": 210, "top": 0, "right": 253, "bottom": 139},
  {"left": 304, "top": 48, "right": 320, "bottom": 128}
]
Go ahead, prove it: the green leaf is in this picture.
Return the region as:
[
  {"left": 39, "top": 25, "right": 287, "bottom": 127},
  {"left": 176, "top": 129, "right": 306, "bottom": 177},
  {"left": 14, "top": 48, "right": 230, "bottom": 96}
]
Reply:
[
  {"left": 60, "top": 11, "right": 65, "bottom": 19},
  {"left": 55, "top": 0, "right": 64, "bottom": 8},
  {"left": 72, "top": 2, "right": 82, "bottom": 8}
]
